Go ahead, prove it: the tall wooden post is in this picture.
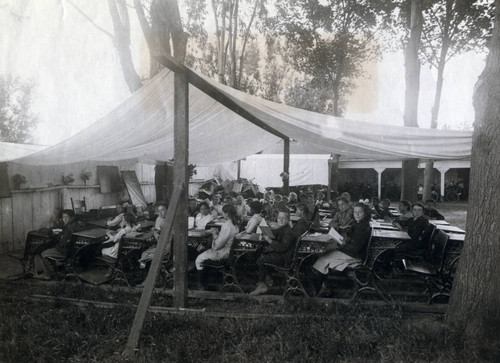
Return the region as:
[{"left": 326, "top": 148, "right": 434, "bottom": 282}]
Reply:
[
  {"left": 173, "top": 72, "right": 189, "bottom": 308},
  {"left": 327, "top": 154, "right": 340, "bottom": 202},
  {"left": 283, "top": 138, "right": 290, "bottom": 195}
]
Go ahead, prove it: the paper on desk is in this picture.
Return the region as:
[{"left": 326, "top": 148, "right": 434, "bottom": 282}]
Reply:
[
  {"left": 308, "top": 232, "right": 323, "bottom": 237},
  {"left": 328, "top": 228, "right": 344, "bottom": 244}
]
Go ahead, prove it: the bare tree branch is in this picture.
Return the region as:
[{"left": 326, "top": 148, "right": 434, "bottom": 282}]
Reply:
[{"left": 67, "top": 0, "right": 113, "bottom": 38}]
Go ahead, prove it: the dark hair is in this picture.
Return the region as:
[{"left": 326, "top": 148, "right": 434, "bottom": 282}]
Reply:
[
  {"left": 155, "top": 202, "right": 167, "bottom": 209},
  {"left": 199, "top": 202, "right": 210, "bottom": 210},
  {"left": 62, "top": 209, "right": 75, "bottom": 218},
  {"left": 399, "top": 200, "right": 411, "bottom": 211},
  {"left": 371, "top": 197, "right": 380, "bottom": 203},
  {"left": 425, "top": 199, "right": 436, "bottom": 205},
  {"left": 353, "top": 203, "right": 371, "bottom": 223},
  {"left": 222, "top": 204, "right": 238, "bottom": 225},
  {"left": 381, "top": 198, "right": 391, "bottom": 206},
  {"left": 249, "top": 201, "right": 262, "bottom": 214},
  {"left": 295, "top": 203, "right": 310, "bottom": 219},
  {"left": 337, "top": 197, "right": 349, "bottom": 205},
  {"left": 412, "top": 202, "right": 425, "bottom": 210},
  {"left": 276, "top": 208, "right": 291, "bottom": 219},
  {"left": 124, "top": 212, "right": 136, "bottom": 226}
]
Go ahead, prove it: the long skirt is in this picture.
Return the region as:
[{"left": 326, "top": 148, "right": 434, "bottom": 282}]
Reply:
[
  {"left": 195, "top": 248, "right": 229, "bottom": 270},
  {"left": 313, "top": 250, "right": 362, "bottom": 274}
]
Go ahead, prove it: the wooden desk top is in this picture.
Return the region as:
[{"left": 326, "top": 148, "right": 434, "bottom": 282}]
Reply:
[
  {"left": 370, "top": 221, "right": 399, "bottom": 230},
  {"left": 436, "top": 225, "right": 465, "bottom": 233},
  {"left": 235, "top": 232, "right": 261, "bottom": 242},
  {"left": 372, "top": 229, "right": 410, "bottom": 240},
  {"left": 73, "top": 228, "right": 108, "bottom": 239},
  {"left": 446, "top": 233, "right": 466, "bottom": 242},
  {"left": 429, "top": 220, "right": 450, "bottom": 225},
  {"left": 301, "top": 233, "right": 334, "bottom": 243},
  {"left": 188, "top": 229, "right": 212, "bottom": 238}
]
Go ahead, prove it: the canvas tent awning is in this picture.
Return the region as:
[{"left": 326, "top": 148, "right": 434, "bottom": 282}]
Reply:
[
  {"left": 0, "top": 142, "right": 48, "bottom": 162},
  {"left": 7, "top": 67, "right": 472, "bottom": 166}
]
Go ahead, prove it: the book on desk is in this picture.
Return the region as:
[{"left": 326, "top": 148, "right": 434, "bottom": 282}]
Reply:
[{"left": 328, "top": 228, "right": 344, "bottom": 245}]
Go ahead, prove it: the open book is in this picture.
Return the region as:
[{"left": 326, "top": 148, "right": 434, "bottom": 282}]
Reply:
[
  {"left": 259, "top": 225, "right": 275, "bottom": 240},
  {"left": 328, "top": 228, "right": 344, "bottom": 245}
]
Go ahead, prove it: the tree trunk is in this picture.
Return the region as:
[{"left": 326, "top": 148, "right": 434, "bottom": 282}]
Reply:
[
  {"left": 423, "top": 1, "right": 453, "bottom": 200},
  {"left": 401, "top": 0, "right": 422, "bottom": 202},
  {"left": 447, "top": 0, "right": 500, "bottom": 345},
  {"left": 107, "top": 0, "right": 143, "bottom": 92}
]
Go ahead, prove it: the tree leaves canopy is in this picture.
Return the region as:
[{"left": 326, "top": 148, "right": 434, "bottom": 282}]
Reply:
[{"left": 0, "top": 75, "right": 38, "bottom": 144}]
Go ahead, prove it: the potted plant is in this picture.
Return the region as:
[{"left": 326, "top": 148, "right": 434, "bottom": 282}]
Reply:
[
  {"left": 80, "top": 170, "right": 92, "bottom": 185},
  {"left": 12, "top": 174, "right": 27, "bottom": 190},
  {"left": 61, "top": 173, "right": 75, "bottom": 186}
]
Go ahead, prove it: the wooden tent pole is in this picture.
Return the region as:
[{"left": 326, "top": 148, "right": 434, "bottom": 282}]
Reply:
[
  {"left": 173, "top": 71, "right": 189, "bottom": 308},
  {"left": 123, "top": 184, "right": 183, "bottom": 356}
]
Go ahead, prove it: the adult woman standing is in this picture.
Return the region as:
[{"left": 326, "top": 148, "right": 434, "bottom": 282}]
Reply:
[{"left": 195, "top": 204, "right": 239, "bottom": 289}]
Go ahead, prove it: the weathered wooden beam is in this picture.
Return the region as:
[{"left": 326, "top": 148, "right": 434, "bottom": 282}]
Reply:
[
  {"left": 123, "top": 184, "right": 182, "bottom": 356},
  {"left": 155, "top": 55, "right": 289, "bottom": 141},
  {"left": 173, "top": 71, "right": 189, "bottom": 308}
]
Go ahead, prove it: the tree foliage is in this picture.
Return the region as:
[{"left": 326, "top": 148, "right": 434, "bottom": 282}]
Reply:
[
  {"left": 183, "top": 0, "right": 267, "bottom": 91},
  {"left": 0, "top": 75, "right": 38, "bottom": 144},
  {"left": 269, "top": 0, "right": 392, "bottom": 116}
]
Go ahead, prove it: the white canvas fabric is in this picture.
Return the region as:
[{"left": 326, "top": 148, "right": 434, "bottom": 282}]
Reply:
[{"left": 6, "top": 68, "right": 472, "bottom": 166}]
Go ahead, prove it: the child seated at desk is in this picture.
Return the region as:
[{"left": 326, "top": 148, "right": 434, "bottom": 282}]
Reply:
[
  {"left": 396, "top": 202, "right": 431, "bottom": 255},
  {"left": 195, "top": 205, "right": 239, "bottom": 289},
  {"left": 37, "top": 209, "right": 78, "bottom": 280},
  {"left": 312, "top": 203, "right": 372, "bottom": 296},
  {"left": 424, "top": 199, "right": 445, "bottom": 220},
  {"left": 195, "top": 202, "right": 214, "bottom": 229},
  {"left": 329, "top": 197, "right": 354, "bottom": 232},
  {"left": 139, "top": 203, "right": 169, "bottom": 267},
  {"left": 101, "top": 213, "right": 137, "bottom": 259},
  {"left": 106, "top": 203, "right": 125, "bottom": 228},
  {"left": 245, "top": 201, "right": 264, "bottom": 233},
  {"left": 388, "top": 200, "right": 413, "bottom": 229},
  {"left": 377, "top": 198, "right": 393, "bottom": 219}
]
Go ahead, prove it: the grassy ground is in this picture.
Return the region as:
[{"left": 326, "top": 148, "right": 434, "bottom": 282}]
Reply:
[
  {"left": 436, "top": 202, "right": 468, "bottom": 230},
  {"left": 0, "top": 281, "right": 495, "bottom": 362}
]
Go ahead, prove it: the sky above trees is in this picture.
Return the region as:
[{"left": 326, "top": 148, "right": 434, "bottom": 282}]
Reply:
[{"left": 0, "top": 0, "right": 487, "bottom": 145}]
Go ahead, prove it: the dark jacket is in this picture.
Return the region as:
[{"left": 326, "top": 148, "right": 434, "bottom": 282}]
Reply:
[
  {"left": 400, "top": 216, "right": 431, "bottom": 253},
  {"left": 339, "top": 219, "right": 371, "bottom": 259},
  {"left": 292, "top": 218, "right": 310, "bottom": 237},
  {"left": 266, "top": 224, "right": 297, "bottom": 263},
  {"left": 424, "top": 208, "right": 445, "bottom": 220},
  {"left": 55, "top": 221, "right": 78, "bottom": 257}
]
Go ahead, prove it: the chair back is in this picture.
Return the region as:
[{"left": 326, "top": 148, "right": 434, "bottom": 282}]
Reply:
[
  {"left": 71, "top": 197, "right": 87, "bottom": 214},
  {"left": 427, "top": 229, "right": 449, "bottom": 266},
  {"left": 361, "top": 229, "right": 375, "bottom": 266},
  {"left": 289, "top": 230, "right": 311, "bottom": 269},
  {"left": 421, "top": 223, "right": 436, "bottom": 251}
]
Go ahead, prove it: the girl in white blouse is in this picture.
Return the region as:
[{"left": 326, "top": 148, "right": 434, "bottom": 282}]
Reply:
[
  {"left": 195, "top": 204, "right": 239, "bottom": 288},
  {"left": 102, "top": 213, "right": 137, "bottom": 259}
]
